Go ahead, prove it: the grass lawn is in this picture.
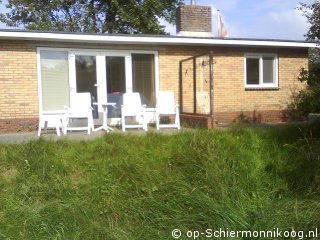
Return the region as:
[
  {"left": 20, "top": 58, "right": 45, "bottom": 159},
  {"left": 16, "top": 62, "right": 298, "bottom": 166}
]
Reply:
[{"left": 0, "top": 122, "right": 320, "bottom": 239}]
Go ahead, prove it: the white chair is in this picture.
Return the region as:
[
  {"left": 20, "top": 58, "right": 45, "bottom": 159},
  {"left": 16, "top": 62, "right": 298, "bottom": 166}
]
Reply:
[
  {"left": 38, "top": 110, "right": 66, "bottom": 136},
  {"left": 156, "top": 91, "right": 180, "bottom": 130},
  {"left": 121, "top": 92, "right": 148, "bottom": 132},
  {"left": 63, "top": 92, "right": 94, "bottom": 134}
]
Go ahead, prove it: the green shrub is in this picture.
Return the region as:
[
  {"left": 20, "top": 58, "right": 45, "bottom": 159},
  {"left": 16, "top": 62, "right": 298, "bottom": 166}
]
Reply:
[
  {"left": 294, "top": 62, "right": 320, "bottom": 116},
  {"left": 296, "top": 86, "right": 320, "bottom": 115}
]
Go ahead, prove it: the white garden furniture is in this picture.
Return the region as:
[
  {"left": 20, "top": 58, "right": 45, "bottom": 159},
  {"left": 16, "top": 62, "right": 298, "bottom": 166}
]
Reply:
[
  {"left": 63, "top": 92, "right": 94, "bottom": 134},
  {"left": 156, "top": 91, "right": 180, "bottom": 130},
  {"left": 121, "top": 92, "right": 148, "bottom": 132},
  {"left": 38, "top": 110, "right": 66, "bottom": 136}
]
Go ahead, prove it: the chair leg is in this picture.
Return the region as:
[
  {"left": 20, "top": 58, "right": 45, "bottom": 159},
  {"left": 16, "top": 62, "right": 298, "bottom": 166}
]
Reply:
[
  {"left": 90, "top": 117, "right": 94, "bottom": 132},
  {"left": 142, "top": 113, "right": 147, "bottom": 131},
  {"left": 63, "top": 118, "right": 68, "bottom": 135},
  {"left": 61, "top": 118, "right": 66, "bottom": 135},
  {"left": 176, "top": 112, "right": 181, "bottom": 130},
  {"left": 43, "top": 121, "right": 48, "bottom": 133},
  {"left": 121, "top": 116, "right": 126, "bottom": 132},
  {"left": 55, "top": 123, "right": 61, "bottom": 136},
  {"left": 156, "top": 113, "right": 160, "bottom": 130},
  {"left": 38, "top": 119, "right": 43, "bottom": 137},
  {"left": 143, "top": 118, "right": 148, "bottom": 131}
]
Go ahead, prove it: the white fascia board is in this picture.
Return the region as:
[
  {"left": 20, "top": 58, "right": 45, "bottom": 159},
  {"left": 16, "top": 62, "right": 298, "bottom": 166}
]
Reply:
[{"left": 0, "top": 31, "right": 316, "bottom": 48}]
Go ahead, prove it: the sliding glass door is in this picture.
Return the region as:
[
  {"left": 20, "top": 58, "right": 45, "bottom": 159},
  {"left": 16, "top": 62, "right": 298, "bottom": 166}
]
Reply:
[{"left": 39, "top": 49, "right": 158, "bottom": 123}]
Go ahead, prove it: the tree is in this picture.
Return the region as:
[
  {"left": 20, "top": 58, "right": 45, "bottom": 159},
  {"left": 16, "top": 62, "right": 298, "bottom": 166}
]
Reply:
[
  {"left": 0, "top": 0, "right": 183, "bottom": 34},
  {"left": 298, "top": 1, "right": 320, "bottom": 42},
  {"left": 290, "top": 2, "right": 320, "bottom": 116}
]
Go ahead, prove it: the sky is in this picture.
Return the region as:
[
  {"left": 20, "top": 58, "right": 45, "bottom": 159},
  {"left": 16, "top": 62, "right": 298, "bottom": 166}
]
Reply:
[
  {"left": 167, "top": 0, "right": 315, "bottom": 40},
  {"left": 0, "top": 0, "right": 315, "bottom": 40}
]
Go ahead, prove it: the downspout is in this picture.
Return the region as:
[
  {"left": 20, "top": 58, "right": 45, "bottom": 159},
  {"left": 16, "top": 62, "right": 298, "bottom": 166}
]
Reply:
[{"left": 209, "top": 51, "right": 215, "bottom": 128}]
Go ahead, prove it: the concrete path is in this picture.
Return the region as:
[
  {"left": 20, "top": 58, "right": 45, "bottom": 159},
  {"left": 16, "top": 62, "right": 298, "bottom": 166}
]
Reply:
[{"left": 0, "top": 127, "right": 184, "bottom": 144}]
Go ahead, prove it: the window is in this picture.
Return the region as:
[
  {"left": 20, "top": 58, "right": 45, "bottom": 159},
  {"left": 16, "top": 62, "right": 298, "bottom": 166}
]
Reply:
[
  {"left": 40, "top": 50, "right": 70, "bottom": 111},
  {"left": 244, "top": 54, "right": 278, "bottom": 88},
  {"left": 132, "top": 54, "right": 156, "bottom": 107}
]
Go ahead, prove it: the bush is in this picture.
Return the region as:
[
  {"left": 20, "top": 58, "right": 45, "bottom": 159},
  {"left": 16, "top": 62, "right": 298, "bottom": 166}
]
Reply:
[
  {"left": 294, "top": 60, "right": 320, "bottom": 117},
  {"left": 296, "top": 86, "right": 320, "bottom": 115}
]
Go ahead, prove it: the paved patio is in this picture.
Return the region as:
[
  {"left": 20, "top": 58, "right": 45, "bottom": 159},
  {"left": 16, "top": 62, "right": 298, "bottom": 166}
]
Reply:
[{"left": 0, "top": 127, "right": 184, "bottom": 144}]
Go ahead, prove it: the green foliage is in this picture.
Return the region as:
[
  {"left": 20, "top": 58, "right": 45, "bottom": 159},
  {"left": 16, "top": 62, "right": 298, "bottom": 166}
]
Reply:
[
  {"left": 0, "top": 124, "right": 320, "bottom": 239},
  {"left": 291, "top": 3, "right": 320, "bottom": 116},
  {"left": 0, "top": 0, "right": 183, "bottom": 34},
  {"left": 294, "top": 60, "right": 320, "bottom": 116},
  {"left": 295, "top": 85, "right": 320, "bottom": 115},
  {"left": 298, "top": 2, "right": 320, "bottom": 41}
]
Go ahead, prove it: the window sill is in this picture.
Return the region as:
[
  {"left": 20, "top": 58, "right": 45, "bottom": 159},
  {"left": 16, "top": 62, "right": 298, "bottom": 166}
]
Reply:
[{"left": 245, "top": 87, "right": 280, "bottom": 91}]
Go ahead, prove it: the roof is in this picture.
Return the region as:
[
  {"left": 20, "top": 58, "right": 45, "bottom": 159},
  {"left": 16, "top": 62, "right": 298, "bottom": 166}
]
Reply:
[{"left": 0, "top": 29, "right": 317, "bottom": 48}]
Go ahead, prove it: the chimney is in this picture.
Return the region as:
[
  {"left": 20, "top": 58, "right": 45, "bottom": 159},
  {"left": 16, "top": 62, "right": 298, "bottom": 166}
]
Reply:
[{"left": 176, "top": 2, "right": 212, "bottom": 37}]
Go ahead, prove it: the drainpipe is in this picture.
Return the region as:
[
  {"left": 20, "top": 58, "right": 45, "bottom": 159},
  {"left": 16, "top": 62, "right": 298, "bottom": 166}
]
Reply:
[{"left": 209, "top": 51, "right": 215, "bottom": 128}]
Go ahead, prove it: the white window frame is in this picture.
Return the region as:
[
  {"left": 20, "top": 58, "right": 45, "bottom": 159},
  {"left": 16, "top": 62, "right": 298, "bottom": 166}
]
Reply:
[
  {"left": 37, "top": 47, "right": 159, "bottom": 116},
  {"left": 244, "top": 53, "right": 278, "bottom": 89}
]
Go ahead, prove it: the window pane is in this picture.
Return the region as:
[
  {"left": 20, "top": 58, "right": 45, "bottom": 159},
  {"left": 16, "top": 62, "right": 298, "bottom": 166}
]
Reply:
[
  {"left": 263, "top": 57, "right": 275, "bottom": 84},
  {"left": 132, "top": 54, "right": 155, "bottom": 107},
  {"left": 106, "top": 57, "right": 126, "bottom": 93},
  {"left": 246, "top": 58, "right": 259, "bottom": 85},
  {"left": 40, "top": 51, "right": 69, "bottom": 111},
  {"left": 106, "top": 56, "right": 126, "bottom": 118},
  {"left": 75, "top": 56, "right": 97, "bottom": 99},
  {"left": 75, "top": 55, "right": 98, "bottom": 118}
]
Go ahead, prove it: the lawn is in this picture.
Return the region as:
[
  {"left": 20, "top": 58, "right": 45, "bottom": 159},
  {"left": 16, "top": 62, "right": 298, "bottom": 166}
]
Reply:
[{"left": 0, "top": 122, "right": 319, "bottom": 239}]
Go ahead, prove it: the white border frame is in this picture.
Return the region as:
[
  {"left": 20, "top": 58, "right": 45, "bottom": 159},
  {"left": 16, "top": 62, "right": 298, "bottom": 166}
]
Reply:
[{"left": 244, "top": 53, "right": 278, "bottom": 89}]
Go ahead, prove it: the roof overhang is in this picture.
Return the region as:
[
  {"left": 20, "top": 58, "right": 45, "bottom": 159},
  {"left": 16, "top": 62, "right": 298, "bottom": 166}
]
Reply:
[{"left": 0, "top": 30, "right": 316, "bottom": 48}]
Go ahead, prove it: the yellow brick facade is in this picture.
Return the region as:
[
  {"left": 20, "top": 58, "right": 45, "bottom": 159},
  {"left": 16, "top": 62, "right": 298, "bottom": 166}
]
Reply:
[
  {"left": 0, "top": 41, "right": 309, "bottom": 132},
  {"left": 0, "top": 42, "right": 38, "bottom": 132},
  {"left": 158, "top": 46, "right": 308, "bottom": 123}
]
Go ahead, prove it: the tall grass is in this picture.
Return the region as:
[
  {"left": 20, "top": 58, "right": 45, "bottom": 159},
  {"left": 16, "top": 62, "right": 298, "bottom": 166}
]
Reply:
[{"left": 0, "top": 122, "right": 319, "bottom": 239}]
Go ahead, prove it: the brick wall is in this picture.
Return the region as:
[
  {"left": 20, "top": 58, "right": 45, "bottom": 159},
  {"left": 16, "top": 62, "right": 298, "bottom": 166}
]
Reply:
[
  {"left": 0, "top": 41, "right": 39, "bottom": 132},
  {"left": 0, "top": 41, "right": 308, "bottom": 132},
  {"left": 176, "top": 5, "right": 212, "bottom": 33},
  {"left": 158, "top": 46, "right": 308, "bottom": 123}
]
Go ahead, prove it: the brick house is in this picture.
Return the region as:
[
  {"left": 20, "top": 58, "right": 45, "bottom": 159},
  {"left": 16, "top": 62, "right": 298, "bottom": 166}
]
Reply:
[{"left": 0, "top": 3, "right": 316, "bottom": 132}]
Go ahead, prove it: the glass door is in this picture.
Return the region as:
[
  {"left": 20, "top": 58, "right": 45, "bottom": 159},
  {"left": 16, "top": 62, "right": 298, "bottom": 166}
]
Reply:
[
  {"left": 68, "top": 50, "right": 157, "bottom": 125},
  {"left": 76, "top": 55, "right": 98, "bottom": 118},
  {"left": 69, "top": 53, "right": 99, "bottom": 119},
  {"left": 132, "top": 54, "right": 156, "bottom": 107},
  {"left": 105, "top": 56, "right": 126, "bottom": 118}
]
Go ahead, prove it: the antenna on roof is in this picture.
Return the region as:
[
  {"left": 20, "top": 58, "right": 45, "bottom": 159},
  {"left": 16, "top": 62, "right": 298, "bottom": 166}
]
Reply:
[{"left": 191, "top": 0, "right": 196, "bottom": 5}]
